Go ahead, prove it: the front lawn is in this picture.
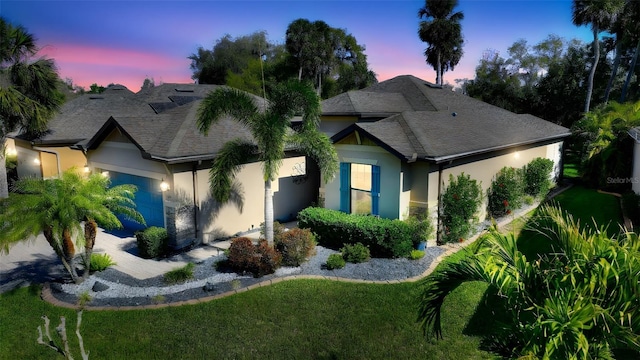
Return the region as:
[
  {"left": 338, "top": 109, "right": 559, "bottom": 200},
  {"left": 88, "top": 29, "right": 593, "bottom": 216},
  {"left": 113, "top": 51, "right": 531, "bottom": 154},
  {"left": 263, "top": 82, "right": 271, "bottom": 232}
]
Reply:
[{"left": 0, "top": 186, "right": 628, "bottom": 359}]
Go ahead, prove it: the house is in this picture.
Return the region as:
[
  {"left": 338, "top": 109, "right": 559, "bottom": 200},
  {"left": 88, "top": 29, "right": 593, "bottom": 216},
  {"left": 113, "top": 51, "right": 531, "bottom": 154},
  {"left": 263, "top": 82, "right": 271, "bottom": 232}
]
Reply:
[
  {"left": 12, "top": 84, "right": 318, "bottom": 248},
  {"left": 319, "top": 75, "right": 570, "bottom": 230},
  {"left": 629, "top": 127, "right": 640, "bottom": 194}
]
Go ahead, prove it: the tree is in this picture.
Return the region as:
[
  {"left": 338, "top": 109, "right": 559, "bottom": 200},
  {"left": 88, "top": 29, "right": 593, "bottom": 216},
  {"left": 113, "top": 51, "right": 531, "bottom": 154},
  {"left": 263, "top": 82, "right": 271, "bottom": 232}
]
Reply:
[
  {"left": 572, "top": 100, "right": 640, "bottom": 189},
  {"left": 0, "top": 17, "right": 64, "bottom": 198},
  {"left": 285, "top": 19, "right": 376, "bottom": 97},
  {"left": 0, "top": 169, "right": 144, "bottom": 283},
  {"left": 196, "top": 80, "right": 338, "bottom": 245},
  {"left": 418, "top": 0, "right": 464, "bottom": 86},
  {"left": 572, "top": 0, "right": 624, "bottom": 112},
  {"left": 418, "top": 204, "right": 640, "bottom": 359}
]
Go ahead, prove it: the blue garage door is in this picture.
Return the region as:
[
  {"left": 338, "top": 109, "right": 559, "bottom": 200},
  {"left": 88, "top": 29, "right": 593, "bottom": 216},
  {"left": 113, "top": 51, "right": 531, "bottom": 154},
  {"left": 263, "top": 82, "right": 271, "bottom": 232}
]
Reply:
[{"left": 108, "top": 172, "right": 164, "bottom": 231}]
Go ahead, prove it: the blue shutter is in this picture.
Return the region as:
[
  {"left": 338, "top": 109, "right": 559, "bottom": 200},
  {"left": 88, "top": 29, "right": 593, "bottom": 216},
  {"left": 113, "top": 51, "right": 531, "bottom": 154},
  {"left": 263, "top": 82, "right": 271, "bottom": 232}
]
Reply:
[
  {"left": 371, "top": 165, "right": 380, "bottom": 216},
  {"left": 339, "top": 163, "right": 350, "bottom": 213}
]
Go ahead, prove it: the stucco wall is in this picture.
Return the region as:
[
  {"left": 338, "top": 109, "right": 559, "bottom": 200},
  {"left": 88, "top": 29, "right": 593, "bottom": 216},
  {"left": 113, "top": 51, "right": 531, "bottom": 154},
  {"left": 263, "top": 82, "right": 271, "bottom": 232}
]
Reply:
[
  {"left": 319, "top": 116, "right": 358, "bottom": 138},
  {"left": 15, "top": 140, "right": 41, "bottom": 179},
  {"left": 324, "top": 144, "right": 402, "bottom": 219},
  {"left": 192, "top": 156, "right": 316, "bottom": 242}
]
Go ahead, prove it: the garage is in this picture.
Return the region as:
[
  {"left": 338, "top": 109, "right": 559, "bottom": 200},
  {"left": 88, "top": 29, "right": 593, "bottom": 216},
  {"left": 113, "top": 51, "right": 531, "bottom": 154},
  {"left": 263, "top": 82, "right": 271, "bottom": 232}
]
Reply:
[{"left": 107, "top": 171, "right": 164, "bottom": 232}]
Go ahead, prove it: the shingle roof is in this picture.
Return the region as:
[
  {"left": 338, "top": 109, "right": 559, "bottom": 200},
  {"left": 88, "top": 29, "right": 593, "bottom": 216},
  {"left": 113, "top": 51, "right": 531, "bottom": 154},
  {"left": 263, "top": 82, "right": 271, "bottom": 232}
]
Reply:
[
  {"left": 327, "top": 75, "right": 570, "bottom": 162},
  {"left": 24, "top": 83, "right": 266, "bottom": 163}
]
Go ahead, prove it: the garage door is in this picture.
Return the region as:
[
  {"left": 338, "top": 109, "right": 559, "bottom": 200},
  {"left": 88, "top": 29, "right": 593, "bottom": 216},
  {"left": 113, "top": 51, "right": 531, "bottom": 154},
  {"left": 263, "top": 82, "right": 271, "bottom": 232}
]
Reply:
[{"left": 108, "top": 172, "right": 164, "bottom": 231}]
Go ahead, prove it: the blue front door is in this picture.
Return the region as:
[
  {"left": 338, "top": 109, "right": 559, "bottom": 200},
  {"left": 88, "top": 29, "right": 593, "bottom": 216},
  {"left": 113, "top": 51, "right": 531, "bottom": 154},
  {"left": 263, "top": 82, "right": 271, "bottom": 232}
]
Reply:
[{"left": 108, "top": 172, "right": 164, "bottom": 231}]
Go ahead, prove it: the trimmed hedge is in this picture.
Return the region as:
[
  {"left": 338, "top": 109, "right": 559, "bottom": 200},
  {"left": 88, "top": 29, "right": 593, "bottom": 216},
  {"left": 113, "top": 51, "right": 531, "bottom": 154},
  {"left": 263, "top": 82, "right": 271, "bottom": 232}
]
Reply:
[
  {"left": 297, "top": 207, "right": 415, "bottom": 258},
  {"left": 135, "top": 226, "right": 169, "bottom": 259}
]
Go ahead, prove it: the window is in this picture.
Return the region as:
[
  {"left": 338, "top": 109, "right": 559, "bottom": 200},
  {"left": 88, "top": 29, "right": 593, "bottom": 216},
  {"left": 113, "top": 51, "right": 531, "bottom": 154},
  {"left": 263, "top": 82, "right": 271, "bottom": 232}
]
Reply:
[{"left": 340, "top": 163, "right": 380, "bottom": 215}]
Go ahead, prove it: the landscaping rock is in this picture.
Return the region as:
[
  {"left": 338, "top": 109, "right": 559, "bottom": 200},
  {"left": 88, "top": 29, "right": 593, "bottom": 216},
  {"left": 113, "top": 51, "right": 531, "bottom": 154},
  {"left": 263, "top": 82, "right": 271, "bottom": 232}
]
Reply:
[
  {"left": 92, "top": 281, "right": 110, "bottom": 292},
  {"left": 202, "top": 282, "right": 217, "bottom": 292}
]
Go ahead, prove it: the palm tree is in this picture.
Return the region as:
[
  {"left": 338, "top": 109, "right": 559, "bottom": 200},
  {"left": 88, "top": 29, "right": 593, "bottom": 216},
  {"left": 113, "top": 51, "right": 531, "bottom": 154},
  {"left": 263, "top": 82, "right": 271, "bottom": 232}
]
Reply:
[
  {"left": 196, "top": 80, "right": 338, "bottom": 246},
  {"left": 0, "top": 169, "right": 144, "bottom": 283},
  {"left": 418, "top": 0, "right": 464, "bottom": 86},
  {"left": 572, "top": 0, "right": 624, "bottom": 112},
  {"left": 417, "top": 204, "right": 640, "bottom": 358},
  {"left": 0, "top": 17, "right": 64, "bottom": 199}
]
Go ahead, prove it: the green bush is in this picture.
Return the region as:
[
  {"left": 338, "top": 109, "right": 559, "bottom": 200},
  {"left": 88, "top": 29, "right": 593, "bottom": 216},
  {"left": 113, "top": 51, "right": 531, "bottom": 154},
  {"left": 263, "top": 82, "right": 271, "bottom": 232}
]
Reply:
[
  {"left": 297, "top": 207, "right": 414, "bottom": 258},
  {"left": 227, "top": 237, "right": 282, "bottom": 277},
  {"left": 135, "top": 226, "right": 168, "bottom": 259},
  {"left": 405, "top": 206, "right": 434, "bottom": 245},
  {"left": 409, "top": 249, "right": 425, "bottom": 260},
  {"left": 325, "top": 253, "right": 346, "bottom": 270},
  {"left": 440, "top": 173, "right": 483, "bottom": 244},
  {"left": 89, "top": 253, "right": 116, "bottom": 272},
  {"left": 275, "top": 228, "right": 316, "bottom": 266},
  {"left": 340, "top": 242, "right": 370, "bottom": 263},
  {"left": 523, "top": 157, "right": 554, "bottom": 197},
  {"left": 488, "top": 167, "right": 525, "bottom": 218},
  {"left": 163, "top": 263, "right": 195, "bottom": 284}
]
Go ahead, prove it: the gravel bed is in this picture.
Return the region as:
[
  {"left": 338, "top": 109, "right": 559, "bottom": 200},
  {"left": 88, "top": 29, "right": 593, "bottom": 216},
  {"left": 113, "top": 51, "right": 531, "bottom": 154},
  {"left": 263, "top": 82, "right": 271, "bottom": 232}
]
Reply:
[{"left": 51, "top": 245, "right": 447, "bottom": 307}]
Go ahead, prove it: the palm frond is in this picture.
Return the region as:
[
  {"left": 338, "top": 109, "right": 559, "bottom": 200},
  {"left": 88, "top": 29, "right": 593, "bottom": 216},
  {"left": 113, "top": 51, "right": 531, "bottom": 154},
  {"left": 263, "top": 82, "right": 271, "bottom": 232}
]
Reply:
[
  {"left": 288, "top": 127, "right": 338, "bottom": 183},
  {"left": 209, "top": 139, "right": 256, "bottom": 203},
  {"left": 196, "top": 87, "right": 259, "bottom": 135}
]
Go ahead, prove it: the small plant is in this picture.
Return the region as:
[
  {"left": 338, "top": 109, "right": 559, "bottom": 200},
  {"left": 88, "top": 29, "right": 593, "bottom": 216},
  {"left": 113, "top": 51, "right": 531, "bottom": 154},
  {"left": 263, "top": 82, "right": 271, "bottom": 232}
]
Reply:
[
  {"left": 409, "top": 249, "right": 425, "bottom": 260},
  {"left": 405, "top": 206, "right": 434, "bottom": 247},
  {"left": 275, "top": 228, "right": 316, "bottom": 266},
  {"left": 230, "top": 279, "right": 242, "bottom": 290},
  {"left": 77, "top": 291, "right": 92, "bottom": 307},
  {"left": 89, "top": 253, "right": 116, "bottom": 272},
  {"left": 163, "top": 263, "right": 195, "bottom": 284},
  {"left": 260, "top": 221, "right": 286, "bottom": 242},
  {"left": 253, "top": 239, "right": 282, "bottom": 277},
  {"left": 136, "top": 226, "right": 169, "bottom": 259},
  {"left": 226, "top": 237, "right": 282, "bottom": 277},
  {"left": 151, "top": 295, "right": 166, "bottom": 304},
  {"left": 325, "top": 253, "right": 346, "bottom": 270},
  {"left": 340, "top": 243, "right": 370, "bottom": 263}
]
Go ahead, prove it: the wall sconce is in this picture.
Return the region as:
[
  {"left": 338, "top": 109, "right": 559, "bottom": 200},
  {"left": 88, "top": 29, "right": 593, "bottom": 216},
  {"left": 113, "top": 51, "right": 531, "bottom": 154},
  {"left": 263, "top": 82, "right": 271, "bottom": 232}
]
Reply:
[
  {"left": 514, "top": 151, "right": 520, "bottom": 159},
  {"left": 160, "top": 179, "right": 170, "bottom": 192},
  {"left": 33, "top": 157, "right": 41, "bottom": 165},
  {"left": 6, "top": 147, "right": 17, "bottom": 156},
  {"left": 83, "top": 164, "right": 90, "bottom": 173},
  {"left": 101, "top": 171, "right": 109, "bottom": 177}
]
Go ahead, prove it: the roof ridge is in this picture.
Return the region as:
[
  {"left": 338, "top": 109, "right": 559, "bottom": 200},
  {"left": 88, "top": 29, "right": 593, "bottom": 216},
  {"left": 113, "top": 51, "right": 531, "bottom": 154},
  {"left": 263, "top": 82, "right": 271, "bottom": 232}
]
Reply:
[
  {"left": 395, "top": 112, "right": 427, "bottom": 157},
  {"left": 408, "top": 76, "right": 441, "bottom": 111}
]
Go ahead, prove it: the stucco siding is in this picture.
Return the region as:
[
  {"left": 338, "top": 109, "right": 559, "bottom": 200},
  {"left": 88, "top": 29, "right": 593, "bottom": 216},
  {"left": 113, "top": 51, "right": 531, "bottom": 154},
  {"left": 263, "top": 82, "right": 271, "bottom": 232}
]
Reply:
[
  {"left": 320, "top": 116, "right": 358, "bottom": 138},
  {"left": 324, "top": 144, "right": 402, "bottom": 219},
  {"left": 89, "top": 141, "right": 168, "bottom": 179}
]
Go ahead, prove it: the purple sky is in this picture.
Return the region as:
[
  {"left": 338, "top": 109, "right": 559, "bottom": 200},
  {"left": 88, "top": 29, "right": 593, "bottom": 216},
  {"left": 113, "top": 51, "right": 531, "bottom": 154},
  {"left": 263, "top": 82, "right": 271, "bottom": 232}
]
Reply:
[{"left": 2, "top": 0, "right": 593, "bottom": 92}]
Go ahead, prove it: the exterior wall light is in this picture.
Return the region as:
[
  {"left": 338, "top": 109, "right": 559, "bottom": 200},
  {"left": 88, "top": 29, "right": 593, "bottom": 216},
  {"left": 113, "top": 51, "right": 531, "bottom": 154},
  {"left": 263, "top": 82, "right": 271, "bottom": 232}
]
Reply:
[
  {"left": 33, "top": 157, "right": 41, "bottom": 165},
  {"left": 6, "top": 147, "right": 17, "bottom": 156},
  {"left": 160, "top": 179, "right": 170, "bottom": 192},
  {"left": 514, "top": 151, "right": 520, "bottom": 159},
  {"left": 101, "top": 171, "right": 109, "bottom": 177},
  {"left": 83, "top": 164, "right": 90, "bottom": 173}
]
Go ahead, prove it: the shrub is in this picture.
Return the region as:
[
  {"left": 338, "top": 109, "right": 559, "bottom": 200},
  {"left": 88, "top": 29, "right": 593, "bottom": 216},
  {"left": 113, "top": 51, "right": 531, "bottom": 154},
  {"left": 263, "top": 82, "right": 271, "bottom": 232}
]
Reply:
[
  {"left": 622, "top": 191, "right": 640, "bottom": 229},
  {"left": 523, "top": 157, "right": 554, "bottom": 197},
  {"left": 405, "top": 206, "right": 434, "bottom": 246},
  {"left": 227, "top": 237, "right": 282, "bottom": 277},
  {"left": 440, "top": 173, "right": 483, "bottom": 244},
  {"left": 89, "top": 253, "right": 116, "bottom": 272},
  {"left": 340, "top": 242, "right": 370, "bottom": 263},
  {"left": 488, "top": 166, "right": 525, "bottom": 218},
  {"left": 275, "top": 228, "right": 316, "bottom": 266},
  {"left": 163, "top": 263, "right": 195, "bottom": 284},
  {"left": 260, "top": 221, "right": 286, "bottom": 242},
  {"left": 325, "top": 253, "right": 346, "bottom": 270},
  {"left": 135, "top": 226, "right": 168, "bottom": 259},
  {"left": 409, "top": 249, "right": 425, "bottom": 260},
  {"left": 297, "top": 207, "right": 414, "bottom": 258}
]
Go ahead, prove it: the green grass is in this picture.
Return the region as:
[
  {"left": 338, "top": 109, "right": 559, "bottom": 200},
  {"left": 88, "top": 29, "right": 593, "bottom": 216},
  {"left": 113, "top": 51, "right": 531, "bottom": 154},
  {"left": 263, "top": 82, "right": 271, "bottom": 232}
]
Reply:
[
  {"left": 0, "top": 280, "right": 496, "bottom": 359},
  {"left": 163, "top": 262, "right": 195, "bottom": 284},
  {"left": 0, "top": 185, "right": 628, "bottom": 359}
]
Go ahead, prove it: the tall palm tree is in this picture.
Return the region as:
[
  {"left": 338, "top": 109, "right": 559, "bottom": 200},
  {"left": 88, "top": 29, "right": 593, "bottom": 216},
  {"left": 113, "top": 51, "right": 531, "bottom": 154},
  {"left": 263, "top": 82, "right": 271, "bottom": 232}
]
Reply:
[
  {"left": 418, "top": 205, "right": 640, "bottom": 358},
  {"left": 196, "top": 80, "right": 338, "bottom": 246},
  {"left": 0, "top": 169, "right": 144, "bottom": 283},
  {"left": 572, "top": 0, "right": 624, "bottom": 112},
  {"left": 418, "top": 0, "right": 464, "bottom": 86},
  {"left": 0, "top": 17, "right": 64, "bottom": 198}
]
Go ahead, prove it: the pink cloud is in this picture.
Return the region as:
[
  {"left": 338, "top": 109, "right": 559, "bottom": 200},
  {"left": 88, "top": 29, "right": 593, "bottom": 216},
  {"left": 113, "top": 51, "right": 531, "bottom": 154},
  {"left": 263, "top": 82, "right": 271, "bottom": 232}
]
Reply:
[{"left": 40, "top": 44, "right": 193, "bottom": 91}]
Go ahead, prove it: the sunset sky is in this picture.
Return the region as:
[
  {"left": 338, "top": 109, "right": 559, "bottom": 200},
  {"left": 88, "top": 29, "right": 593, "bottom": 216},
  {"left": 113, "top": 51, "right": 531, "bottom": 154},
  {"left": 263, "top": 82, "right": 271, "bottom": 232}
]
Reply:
[{"left": 2, "top": 0, "right": 594, "bottom": 92}]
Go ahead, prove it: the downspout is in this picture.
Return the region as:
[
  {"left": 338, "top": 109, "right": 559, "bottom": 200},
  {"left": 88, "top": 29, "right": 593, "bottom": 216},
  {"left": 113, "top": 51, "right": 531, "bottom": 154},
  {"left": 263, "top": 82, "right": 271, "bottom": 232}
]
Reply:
[
  {"left": 436, "top": 163, "right": 443, "bottom": 245},
  {"left": 192, "top": 163, "right": 200, "bottom": 243}
]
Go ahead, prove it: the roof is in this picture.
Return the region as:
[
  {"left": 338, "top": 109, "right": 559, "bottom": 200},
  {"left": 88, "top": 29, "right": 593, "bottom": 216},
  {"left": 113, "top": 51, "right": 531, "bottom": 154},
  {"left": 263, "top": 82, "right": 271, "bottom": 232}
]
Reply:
[
  {"left": 327, "top": 75, "right": 570, "bottom": 163},
  {"left": 21, "top": 83, "right": 266, "bottom": 164}
]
